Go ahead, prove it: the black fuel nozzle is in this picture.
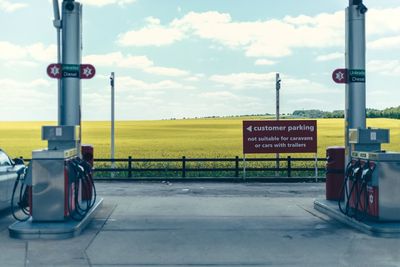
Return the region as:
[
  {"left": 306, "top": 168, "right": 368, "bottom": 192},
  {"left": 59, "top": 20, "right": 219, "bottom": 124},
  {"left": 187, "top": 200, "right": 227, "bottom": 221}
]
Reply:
[
  {"left": 351, "top": 160, "right": 363, "bottom": 181},
  {"left": 361, "top": 161, "right": 375, "bottom": 182},
  {"left": 345, "top": 160, "right": 355, "bottom": 177}
]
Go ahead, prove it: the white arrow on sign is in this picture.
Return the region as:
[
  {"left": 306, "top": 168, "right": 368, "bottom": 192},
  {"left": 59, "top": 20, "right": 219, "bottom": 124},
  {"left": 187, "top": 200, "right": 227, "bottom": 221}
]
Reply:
[{"left": 247, "top": 126, "right": 253, "bottom": 132}]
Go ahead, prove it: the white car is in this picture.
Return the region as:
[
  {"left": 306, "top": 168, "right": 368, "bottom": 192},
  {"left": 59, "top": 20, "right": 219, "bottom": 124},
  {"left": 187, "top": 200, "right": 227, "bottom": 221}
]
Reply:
[{"left": 0, "top": 149, "right": 25, "bottom": 210}]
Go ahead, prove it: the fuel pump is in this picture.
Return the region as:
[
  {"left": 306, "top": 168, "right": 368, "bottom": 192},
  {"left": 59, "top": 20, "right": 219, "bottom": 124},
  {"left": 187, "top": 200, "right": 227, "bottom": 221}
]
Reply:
[
  {"left": 315, "top": 1, "right": 400, "bottom": 229},
  {"left": 9, "top": 0, "right": 101, "bottom": 238}
]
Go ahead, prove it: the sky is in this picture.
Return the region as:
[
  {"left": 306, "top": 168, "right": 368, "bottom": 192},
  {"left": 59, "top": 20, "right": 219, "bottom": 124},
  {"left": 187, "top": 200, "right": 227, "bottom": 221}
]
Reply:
[{"left": 0, "top": 0, "right": 400, "bottom": 121}]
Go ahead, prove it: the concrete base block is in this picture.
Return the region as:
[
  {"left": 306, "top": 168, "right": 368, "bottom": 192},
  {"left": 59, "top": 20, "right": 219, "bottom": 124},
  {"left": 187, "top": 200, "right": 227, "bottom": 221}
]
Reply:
[
  {"left": 8, "top": 198, "right": 103, "bottom": 240},
  {"left": 314, "top": 199, "right": 400, "bottom": 237}
]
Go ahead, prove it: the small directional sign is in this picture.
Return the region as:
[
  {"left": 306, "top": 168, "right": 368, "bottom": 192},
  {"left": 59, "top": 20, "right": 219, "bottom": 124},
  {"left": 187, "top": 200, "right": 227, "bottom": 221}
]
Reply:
[
  {"left": 332, "top": 68, "right": 366, "bottom": 84},
  {"left": 47, "top": 63, "right": 96, "bottom": 79},
  {"left": 47, "top": 63, "right": 62, "bottom": 79},
  {"left": 332, "top": 68, "right": 348, "bottom": 84},
  {"left": 348, "top": 69, "right": 365, "bottom": 83},
  {"left": 80, "top": 64, "right": 96, "bottom": 79},
  {"left": 62, "top": 64, "right": 80, "bottom": 78}
]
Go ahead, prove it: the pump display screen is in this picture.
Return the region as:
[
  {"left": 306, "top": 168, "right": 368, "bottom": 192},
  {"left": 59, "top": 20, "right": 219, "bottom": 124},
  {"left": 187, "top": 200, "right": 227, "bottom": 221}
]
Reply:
[{"left": 243, "top": 120, "right": 317, "bottom": 154}]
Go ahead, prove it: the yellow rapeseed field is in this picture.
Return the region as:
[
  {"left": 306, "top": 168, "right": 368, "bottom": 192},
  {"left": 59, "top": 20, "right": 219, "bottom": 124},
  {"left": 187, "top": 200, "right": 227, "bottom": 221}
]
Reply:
[{"left": 0, "top": 118, "right": 399, "bottom": 159}]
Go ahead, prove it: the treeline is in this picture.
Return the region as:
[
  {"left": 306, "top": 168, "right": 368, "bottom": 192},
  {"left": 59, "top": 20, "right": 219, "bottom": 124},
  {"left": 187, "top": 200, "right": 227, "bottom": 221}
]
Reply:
[
  {"left": 366, "top": 107, "right": 400, "bottom": 119},
  {"left": 293, "top": 106, "right": 400, "bottom": 119},
  {"left": 292, "top": 110, "right": 344, "bottom": 118}
]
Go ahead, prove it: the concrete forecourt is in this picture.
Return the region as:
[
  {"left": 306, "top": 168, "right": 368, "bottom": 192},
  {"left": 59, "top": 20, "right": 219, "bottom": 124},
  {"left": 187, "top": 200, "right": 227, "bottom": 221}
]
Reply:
[{"left": 1, "top": 182, "right": 399, "bottom": 267}]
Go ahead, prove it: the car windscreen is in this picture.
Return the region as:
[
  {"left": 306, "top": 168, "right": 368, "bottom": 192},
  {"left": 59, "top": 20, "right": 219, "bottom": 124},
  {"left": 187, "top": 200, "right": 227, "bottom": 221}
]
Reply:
[{"left": 0, "top": 151, "right": 12, "bottom": 167}]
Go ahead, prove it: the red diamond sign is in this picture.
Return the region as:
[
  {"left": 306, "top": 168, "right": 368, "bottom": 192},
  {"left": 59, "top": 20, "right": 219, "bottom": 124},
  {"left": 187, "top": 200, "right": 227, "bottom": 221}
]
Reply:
[
  {"left": 47, "top": 63, "right": 62, "bottom": 79},
  {"left": 332, "top": 68, "right": 348, "bottom": 84}
]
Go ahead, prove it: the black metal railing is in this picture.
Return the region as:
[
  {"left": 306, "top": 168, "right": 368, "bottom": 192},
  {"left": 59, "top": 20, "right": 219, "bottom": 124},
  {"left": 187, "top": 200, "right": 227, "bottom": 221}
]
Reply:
[
  {"left": 21, "top": 156, "right": 326, "bottom": 180},
  {"left": 91, "top": 156, "right": 326, "bottom": 179}
]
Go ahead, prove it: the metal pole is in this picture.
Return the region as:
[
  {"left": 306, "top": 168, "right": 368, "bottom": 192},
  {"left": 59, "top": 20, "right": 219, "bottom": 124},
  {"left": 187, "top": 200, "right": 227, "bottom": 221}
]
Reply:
[
  {"left": 110, "top": 72, "right": 115, "bottom": 173},
  {"left": 276, "top": 73, "right": 280, "bottom": 121},
  {"left": 52, "top": 0, "right": 62, "bottom": 124},
  {"left": 60, "top": 0, "right": 82, "bottom": 153},
  {"left": 345, "top": 0, "right": 367, "bottom": 163},
  {"left": 276, "top": 73, "right": 281, "bottom": 176},
  {"left": 314, "top": 153, "right": 318, "bottom": 182},
  {"left": 243, "top": 154, "right": 246, "bottom": 180}
]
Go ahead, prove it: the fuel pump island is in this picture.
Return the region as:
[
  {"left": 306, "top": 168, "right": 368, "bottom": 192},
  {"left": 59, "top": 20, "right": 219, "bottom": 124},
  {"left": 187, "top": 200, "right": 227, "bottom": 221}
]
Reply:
[
  {"left": 8, "top": 0, "right": 103, "bottom": 239},
  {"left": 315, "top": 0, "right": 400, "bottom": 236}
]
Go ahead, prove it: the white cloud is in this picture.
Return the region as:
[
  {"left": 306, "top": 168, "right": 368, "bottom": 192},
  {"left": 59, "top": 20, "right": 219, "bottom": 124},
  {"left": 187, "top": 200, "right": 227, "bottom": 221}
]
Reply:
[
  {"left": 316, "top": 52, "right": 343, "bottom": 62},
  {"left": 118, "top": 10, "right": 344, "bottom": 58},
  {"left": 84, "top": 52, "right": 152, "bottom": 68},
  {"left": 368, "top": 36, "right": 400, "bottom": 50},
  {"left": 118, "top": 26, "right": 184, "bottom": 47},
  {"left": 368, "top": 60, "right": 400, "bottom": 75},
  {"left": 287, "top": 98, "right": 327, "bottom": 105},
  {"left": 185, "top": 76, "right": 200, "bottom": 82},
  {"left": 117, "top": 7, "right": 400, "bottom": 59},
  {"left": 80, "top": 0, "right": 135, "bottom": 7},
  {"left": 0, "top": 78, "right": 51, "bottom": 89},
  {"left": 117, "top": 76, "right": 195, "bottom": 92},
  {"left": 7, "top": 60, "right": 38, "bottom": 68},
  {"left": 0, "top": 41, "right": 56, "bottom": 63},
  {"left": 255, "top": 59, "right": 277, "bottom": 66},
  {"left": 83, "top": 52, "right": 189, "bottom": 77},
  {"left": 145, "top": 16, "right": 161, "bottom": 25},
  {"left": 198, "top": 91, "right": 262, "bottom": 116},
  {"left": 282, "top": 78, "right": 334, "bottom": 94},
  {"left": 27, "top": 43, "right": 57, "bottom": 62},
  {"left": 367, "top": 7, "right": 400, "bottom": 36},
  {"left": 0, "top": 42, "right": 27, "bottom": 60},
  {"left": 0, "top": 0, "right": 27, "bottom": 12},
  {"left": 200, "top": 91, "right": 240, "bottom": 100},
  {"left": 145, "top": 66, "right": 189, "bottom": 77},
  {"left": 210, "top": 72, "right": 276, "bottom": 89},
  {"left": 209, "top": 72, "right": 334, "bottom": 94},
  {"left": 0, "top": 78, "right": 55, "bottom": 120}
]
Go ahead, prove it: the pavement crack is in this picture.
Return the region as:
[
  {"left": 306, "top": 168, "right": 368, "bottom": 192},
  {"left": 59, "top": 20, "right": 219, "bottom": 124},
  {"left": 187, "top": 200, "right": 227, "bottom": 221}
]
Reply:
[
  {"left": 24, "top": 241, "right": 28, "bottom": 267},
  {"left": 84, "top": 203, "right": 118, "bottom": 267},
  {"left": 297, "top": 204, "right": 331, "bottom": 222}
]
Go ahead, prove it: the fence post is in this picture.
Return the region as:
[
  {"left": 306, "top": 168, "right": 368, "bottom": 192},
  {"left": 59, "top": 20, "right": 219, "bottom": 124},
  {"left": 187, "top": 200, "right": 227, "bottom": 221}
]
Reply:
[
  {"left": 314, "top": 153, "right": 318, "bottom": 182},
  {"left": 128, "top": 156, "right": 132, "bottom": 178},
  {"left": 287, "top": 156, "right": 292, "bottom": 178},
  {"left": 182, "top": 156, "right": 186, "bottom": 178},
  {"left": 235, "top": 156, "right": 239, "bottom": 178}
]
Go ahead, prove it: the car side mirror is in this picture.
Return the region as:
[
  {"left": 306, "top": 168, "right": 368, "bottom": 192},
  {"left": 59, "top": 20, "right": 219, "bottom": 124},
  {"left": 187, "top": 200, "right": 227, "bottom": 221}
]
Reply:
[{"left": 13, "top": 158, "right": 25, "bottom": 166}]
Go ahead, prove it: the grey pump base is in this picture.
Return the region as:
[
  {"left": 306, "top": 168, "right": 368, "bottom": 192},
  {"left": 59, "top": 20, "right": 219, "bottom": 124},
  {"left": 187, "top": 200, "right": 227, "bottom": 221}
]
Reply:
[
  {"left": 8, "top": 198, "right": 103, "bottom": 240},
  {"left": 314, "top": 199, "right": 400, "bottom": 237}
]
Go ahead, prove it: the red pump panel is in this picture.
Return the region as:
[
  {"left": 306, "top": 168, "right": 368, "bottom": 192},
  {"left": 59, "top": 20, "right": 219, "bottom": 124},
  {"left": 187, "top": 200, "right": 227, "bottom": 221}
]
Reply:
[
  {"left": 367, "top": 186, "right": 379, "bottom": 218},
  {"left": 326, "top": 147, "right": 345, "bottom": 201}
]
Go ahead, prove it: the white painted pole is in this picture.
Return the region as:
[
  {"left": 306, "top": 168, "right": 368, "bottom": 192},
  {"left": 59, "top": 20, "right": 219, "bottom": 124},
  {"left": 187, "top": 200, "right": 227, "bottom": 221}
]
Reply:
[{"left": 110, "top": 72, "right": 115, "bottom": 175}]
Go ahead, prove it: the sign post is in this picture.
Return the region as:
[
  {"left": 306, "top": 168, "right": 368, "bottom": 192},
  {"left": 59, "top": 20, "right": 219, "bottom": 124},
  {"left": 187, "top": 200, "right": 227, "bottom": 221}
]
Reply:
[
  {"left": 110, "top": 72, "right": 115, "bottom": 177},
  {"left": 275, "top": 73, "right": 281, "bottom": 176}
]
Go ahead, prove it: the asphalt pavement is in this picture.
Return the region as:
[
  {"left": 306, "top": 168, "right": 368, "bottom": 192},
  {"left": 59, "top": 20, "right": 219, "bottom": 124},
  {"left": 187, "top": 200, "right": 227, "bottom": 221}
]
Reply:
[{"left": 0, "top": 182, "right": 399, "bottom": 267}]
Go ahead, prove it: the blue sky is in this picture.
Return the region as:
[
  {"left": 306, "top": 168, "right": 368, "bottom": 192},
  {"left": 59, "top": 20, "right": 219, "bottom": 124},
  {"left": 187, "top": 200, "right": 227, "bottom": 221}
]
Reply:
[{"left": 0, "top": 0, "right": 399, "bottom": 121}]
